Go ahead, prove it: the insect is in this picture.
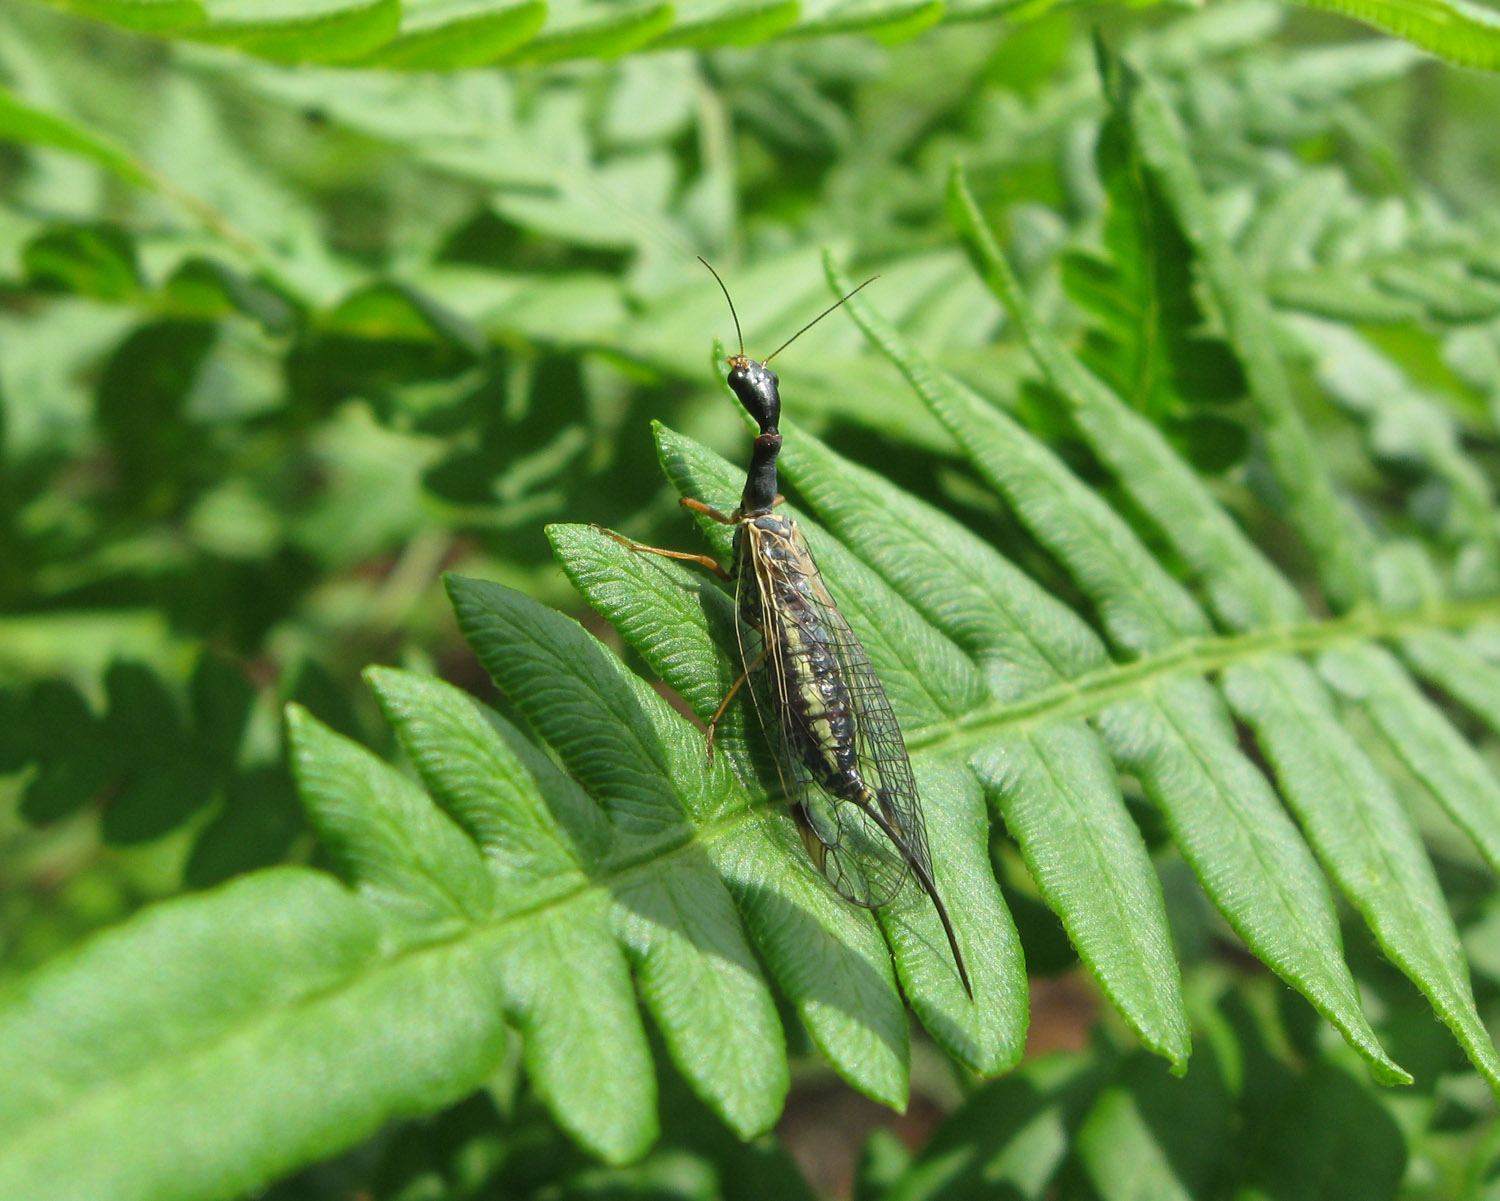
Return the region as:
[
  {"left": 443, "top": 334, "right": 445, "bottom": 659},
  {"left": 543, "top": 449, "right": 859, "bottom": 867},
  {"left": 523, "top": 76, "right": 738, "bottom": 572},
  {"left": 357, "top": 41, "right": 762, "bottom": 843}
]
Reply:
[{"left": 598, "top": 259, "right": 972, "bottom": 998}]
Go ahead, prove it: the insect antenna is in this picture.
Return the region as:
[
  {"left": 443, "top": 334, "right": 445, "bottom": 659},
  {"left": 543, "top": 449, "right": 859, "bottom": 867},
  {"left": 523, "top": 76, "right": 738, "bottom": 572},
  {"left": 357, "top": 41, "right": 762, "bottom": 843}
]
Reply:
[
  {"left": 762, "top": 274, "right": 878, "bottom": 366},
  {"left": 697, "top": 256, "right": 744, "bottom": 358}
]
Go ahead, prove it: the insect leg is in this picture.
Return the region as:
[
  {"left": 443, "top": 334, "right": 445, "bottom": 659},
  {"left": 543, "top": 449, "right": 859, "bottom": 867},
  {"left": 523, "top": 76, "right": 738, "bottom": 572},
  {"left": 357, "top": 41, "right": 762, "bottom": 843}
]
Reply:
[
  {"left": 704, "top": 648, "right": 767, "bottom": 763},
  {"left": 591, "top": 524, "right": 733, "bottom": 582},
  {"left": 681, "top": 498, "right": 737, "bottom": 525}
]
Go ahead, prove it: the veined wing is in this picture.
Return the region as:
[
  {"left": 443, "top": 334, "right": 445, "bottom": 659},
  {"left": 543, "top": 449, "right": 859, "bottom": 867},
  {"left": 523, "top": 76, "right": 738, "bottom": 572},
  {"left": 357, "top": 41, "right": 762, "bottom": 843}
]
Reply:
[{"left": 736, "top": 514, "right": 929, "bottom": 910}]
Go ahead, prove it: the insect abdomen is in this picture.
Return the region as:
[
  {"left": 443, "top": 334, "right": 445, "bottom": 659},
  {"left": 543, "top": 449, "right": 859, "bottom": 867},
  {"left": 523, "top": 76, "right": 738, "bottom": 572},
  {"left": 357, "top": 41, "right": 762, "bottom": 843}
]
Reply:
[
  {"left": 780, "top": 596, "right": 862, "bottom": 787},
  {"left": 748, "top": 515, "right": 866, "bottom": 799}
]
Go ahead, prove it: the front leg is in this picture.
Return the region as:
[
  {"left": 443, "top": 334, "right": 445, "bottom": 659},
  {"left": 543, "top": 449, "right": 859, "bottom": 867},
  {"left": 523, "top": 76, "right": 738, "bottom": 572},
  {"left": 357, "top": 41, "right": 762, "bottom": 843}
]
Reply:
[
  {"left": 681, "top": 497, "right": 737, "bottom": 525},
  {"left": 591, "top": 525, "right": 733, "bottom": 582}
]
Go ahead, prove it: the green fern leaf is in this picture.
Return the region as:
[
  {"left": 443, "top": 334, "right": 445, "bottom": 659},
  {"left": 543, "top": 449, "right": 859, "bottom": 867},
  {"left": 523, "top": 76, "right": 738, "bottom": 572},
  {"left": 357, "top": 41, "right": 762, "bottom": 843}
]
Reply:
[
  {"left": 1060, "top": 50, "right": 1247, "bottom": 471},
  {"left": 0, "top": 865, "right": 509, "bottom": 1201}
]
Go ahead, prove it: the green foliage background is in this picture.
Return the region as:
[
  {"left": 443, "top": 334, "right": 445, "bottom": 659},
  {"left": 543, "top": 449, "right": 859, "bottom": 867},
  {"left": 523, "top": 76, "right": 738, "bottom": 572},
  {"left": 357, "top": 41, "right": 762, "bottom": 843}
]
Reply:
[{"left": 4, "top": 0, "right": 1500, "bottom": 1197}]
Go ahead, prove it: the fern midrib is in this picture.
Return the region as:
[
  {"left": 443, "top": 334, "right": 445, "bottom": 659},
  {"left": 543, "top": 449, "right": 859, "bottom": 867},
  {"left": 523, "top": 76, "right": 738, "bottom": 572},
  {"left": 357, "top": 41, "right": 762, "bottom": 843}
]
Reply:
[
  {"left": 520, "top": 593, "right": 1500, "bottom": 930},
  {"left": 907, "top": 595, "right": 1500, "bottom": 757},
  {"left": 0, "top": 917, "right": 494, "bottom": 1174},
  {"left": 0, "top": 830, "right": 763, "bottom": 1156},
  {"left": 542, "top": 593, "right": 1500, "bottom": 956},
  {"left": 601, "top": 596, "right": 1500, "bottom": 892}
]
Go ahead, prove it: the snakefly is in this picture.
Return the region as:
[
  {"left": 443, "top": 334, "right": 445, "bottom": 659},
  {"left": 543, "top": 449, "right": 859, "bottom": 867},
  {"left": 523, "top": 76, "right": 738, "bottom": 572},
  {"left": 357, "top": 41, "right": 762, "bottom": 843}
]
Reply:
[{"left": 598, "top": 260, "right": 972, "bottom": 998}]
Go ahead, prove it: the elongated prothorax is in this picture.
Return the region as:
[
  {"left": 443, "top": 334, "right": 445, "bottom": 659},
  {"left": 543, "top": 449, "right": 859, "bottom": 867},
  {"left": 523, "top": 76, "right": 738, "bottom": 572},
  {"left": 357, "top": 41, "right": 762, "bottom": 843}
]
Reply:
[{"left": 725, "top": 355, "right": 782, "bottom": 514}]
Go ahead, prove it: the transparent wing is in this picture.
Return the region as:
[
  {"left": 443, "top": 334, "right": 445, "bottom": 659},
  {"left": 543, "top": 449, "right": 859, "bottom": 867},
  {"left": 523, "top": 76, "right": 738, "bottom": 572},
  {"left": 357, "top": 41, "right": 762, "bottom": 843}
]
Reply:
[{"left": 735, "top": 520, "right": 930, "bottom": 910}]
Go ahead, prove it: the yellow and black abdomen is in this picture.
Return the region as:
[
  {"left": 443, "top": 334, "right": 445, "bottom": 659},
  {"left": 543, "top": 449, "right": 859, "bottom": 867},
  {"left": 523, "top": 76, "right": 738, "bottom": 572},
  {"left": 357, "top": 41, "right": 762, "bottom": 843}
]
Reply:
[{"left": 741, "top": 514, "right": 866, "bottom": 802}]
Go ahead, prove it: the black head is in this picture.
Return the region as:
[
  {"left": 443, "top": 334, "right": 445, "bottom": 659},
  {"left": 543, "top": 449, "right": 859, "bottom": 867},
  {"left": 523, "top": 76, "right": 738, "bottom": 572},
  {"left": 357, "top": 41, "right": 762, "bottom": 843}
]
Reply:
[{"left": 726, "top": 354, "right": 780, "bottom": 433}]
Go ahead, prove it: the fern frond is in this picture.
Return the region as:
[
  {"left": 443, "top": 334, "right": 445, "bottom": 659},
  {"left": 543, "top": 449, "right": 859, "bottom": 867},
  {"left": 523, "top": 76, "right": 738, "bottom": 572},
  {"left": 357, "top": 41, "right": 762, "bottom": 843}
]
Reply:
[{"left": 930, "top": 152, "right": 1500, "bottom": 1090}]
